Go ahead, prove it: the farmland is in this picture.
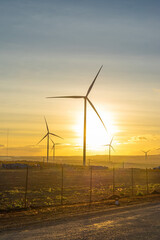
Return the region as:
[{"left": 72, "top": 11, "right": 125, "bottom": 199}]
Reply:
[{"left": 0, "top": 161, "right": 160, "bottom": 211}]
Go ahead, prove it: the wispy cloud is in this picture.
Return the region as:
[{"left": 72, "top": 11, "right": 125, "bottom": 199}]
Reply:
[
  {"left": 153, "top": 88, "right": 160, "bottom": 93},
  {"left": 130, "top": 136, "right": 147, "bottom": 142},
  {"left": 124, "top": 135, "right": 148, "bottom": 144},
  {"left": 137, "top": 136, "right": 148, "bottom": 141},
  {"left": 1, "top": 145, "right": 42, "bottom": 153}
]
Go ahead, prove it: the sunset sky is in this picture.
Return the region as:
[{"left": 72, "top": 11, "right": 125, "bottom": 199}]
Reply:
[{"left": 0, "top": 0, "right": 160, "bottom": 156}]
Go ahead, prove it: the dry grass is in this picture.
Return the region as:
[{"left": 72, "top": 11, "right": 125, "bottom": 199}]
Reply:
[{"left": 0, "top": 162, "right": 160, "bottom": 211}]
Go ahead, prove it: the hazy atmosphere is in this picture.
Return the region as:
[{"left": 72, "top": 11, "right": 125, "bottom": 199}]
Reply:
[
  {"left": 1, "top": 2, "right": 160, "bottom": 238},
  {"left": 1, "top": 0, "right": 160, "bottom": 157}
]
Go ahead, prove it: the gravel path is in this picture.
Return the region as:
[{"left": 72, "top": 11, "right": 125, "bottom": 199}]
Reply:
[{"left": 0, "top": 202, "right": 160, "bottom": 240}]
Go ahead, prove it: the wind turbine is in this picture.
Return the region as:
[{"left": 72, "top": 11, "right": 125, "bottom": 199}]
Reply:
[
  {"left": 38, "top": 117, "right": 63, "bottom": 163},
  {"left": 50, "top": 138, "right": 61, "bottom": 162},
  {"left": 46, "top": 65, "right": 107, "bottom": 166},
  {"left": 104, "top": 137, "right": 115, "bottom": 162},
  {"left": 142, "top": 150, "right": 151, "bottom": 162}
]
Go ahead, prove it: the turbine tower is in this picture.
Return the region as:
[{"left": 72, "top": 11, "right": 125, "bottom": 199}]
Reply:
[
  {"left": 104, "top": 137, "right": 115, "bottom": 162},
  {"left": 47, "top": 66, "right": 107, "bottom": 166},
  {"left": 38, "top": 117, "right": 63, "bottom": 163}
]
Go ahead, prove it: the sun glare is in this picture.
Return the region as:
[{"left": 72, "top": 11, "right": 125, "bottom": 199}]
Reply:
[{"left": 73, "top": 109, "right": 118, "bottom": 152}]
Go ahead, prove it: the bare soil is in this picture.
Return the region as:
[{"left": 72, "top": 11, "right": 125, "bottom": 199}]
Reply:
[{"left": 0, "top": 194, "right": 160, "bottom": 232}]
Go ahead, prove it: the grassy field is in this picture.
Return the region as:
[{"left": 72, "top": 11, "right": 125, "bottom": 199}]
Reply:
[{"left": 0, "top": 161, "right": 160, "bottom": 211}]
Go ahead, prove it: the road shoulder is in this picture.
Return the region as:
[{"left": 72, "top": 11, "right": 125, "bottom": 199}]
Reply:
[{"left": 0, "top": 194, "right": 160, "bottom": 233}]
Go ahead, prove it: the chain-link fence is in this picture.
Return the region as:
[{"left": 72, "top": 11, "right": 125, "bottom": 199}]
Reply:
[{"left": 0, "top": 165, "right": 160, "bottom": 210}]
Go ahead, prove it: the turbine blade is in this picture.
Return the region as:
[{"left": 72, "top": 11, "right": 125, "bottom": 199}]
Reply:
[
  {"left": 49, "top": 132, "right": 63, "bottom": 139},
  {"left": 142, "top": 150, "right": 151, "bottom": 154},
  {"left": 50, "top": 145, "right": 55, "bottom": 152},
  {"left": 86, "top": 65, "right": 103, "bottom": 97},
  {"left": 37, "top": 133, "right": 48, "bottom": 145},
  {"left": 49, "top": 137, "right": 54, "bottom": 145},
  {"left": 87, "top": 98, "right": 107, "bottom": 132},
  {"left": 110, "top": 136, "right": 114, "bottom": 145},
  {"left": 44, "top": 116, "right": 49, "bottom": 132},
  {"left": 46, "top": 96, "right": 84, "bottom": 99},
  {"left": 111, "top": 145, "right": 115, "bottom": 152}
]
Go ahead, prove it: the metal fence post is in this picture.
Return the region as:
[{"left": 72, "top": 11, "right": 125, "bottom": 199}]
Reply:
[
  {"left": 146, "top": 168, "right": 149, "bottom": 194},
  {"left": 113, "top": 167, "right": 115, "bottom": 195},
  {"left": 89, "top": 167, "right": 92, "bottom": 204},
  {"left": 61, "top": 165, "right": 64, "bottom": 205},
  {"left": 131, "top": 168, "right": 134, "bottom": 196},
  {"left": 24, "top": 166, "right": 29, "bottom": 208}
]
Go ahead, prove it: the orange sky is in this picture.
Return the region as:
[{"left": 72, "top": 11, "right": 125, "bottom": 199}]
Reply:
[{"left": 0, "top": 1, "right": 160, "bottom": 157}]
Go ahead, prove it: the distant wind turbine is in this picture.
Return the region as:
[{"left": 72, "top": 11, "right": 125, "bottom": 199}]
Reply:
[
  {"left": 50, "top": 138, "right": 61, "bottom": 162},
  {"left": 142, "top": 150, "right": 151, "bottom": 162},
  {"left": 37, "top": 117, "right": 63, "bottom": 163},
  {"left": 104, "top": 137, "right": 115, "bottom": 162},
  {"left": 47, "top": 66, "right": 107, "bottom": 166}
]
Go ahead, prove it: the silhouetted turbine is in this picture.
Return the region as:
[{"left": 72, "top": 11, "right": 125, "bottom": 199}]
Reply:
[
  {"left": 47, "top": 66, "right": 107, "bottom": 166},
  {"left": 104, "top": 136, "right": 115, "bottom": 162},
  {"left": 50, "top": 138, "right": 61, "bottom": 162},
  {"left": 37, "top": 117, "right": 63, "bottom": 163},
  {"left": 142, "top": 149, "right": 151, "bottom": 162}
]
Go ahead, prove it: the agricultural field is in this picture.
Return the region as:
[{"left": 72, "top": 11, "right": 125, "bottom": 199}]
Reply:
[{"left": 0, "top": 162, "right": 160, "bottom": 211}]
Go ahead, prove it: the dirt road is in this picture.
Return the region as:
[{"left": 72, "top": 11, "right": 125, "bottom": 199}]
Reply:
[{"left": 0, "top": 202, "right": 160, "bottom": 240}]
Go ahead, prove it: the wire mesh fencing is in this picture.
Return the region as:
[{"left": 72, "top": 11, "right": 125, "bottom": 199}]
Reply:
[{"left": 0, "top": 165, "right": 160, "bottom": 211}]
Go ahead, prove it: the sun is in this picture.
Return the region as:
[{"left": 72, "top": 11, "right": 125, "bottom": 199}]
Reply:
[{"left": 73, "top": 109, "right": 118, "bottom": 152}]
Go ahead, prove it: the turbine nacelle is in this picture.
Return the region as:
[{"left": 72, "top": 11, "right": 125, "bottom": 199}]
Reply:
[
  {"left": 50, "top": 137, "right": 61, "bottom": 150},
  {"left": 104, "top": 136, "right": 115, "bottom": 151},
  {"left": 37, "top": 117, "right": 63, "bottom": 144},
  {"left": 104, "top": 144, "right": 115, "bottom": 152},
  {"left": 142, "top": 150, "right": 151, "bottom": 155}
]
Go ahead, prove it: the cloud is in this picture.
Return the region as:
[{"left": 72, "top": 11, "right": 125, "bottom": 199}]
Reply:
[
  {"left": 138, "top": 136, "right": 147, "bottom": 140},
  {"left": 134, "top": 136, "right": 147, "bottom": 142},
  {"left": 1, "top": 145, "right": 43, "bottom": 154},
  {"left": 126, "top": 135, "right": 148, "bottom": 144},
  {"left": 153, "top": 88, "right": 160, "bottom": 93},
  {"left": 0, "top": 143, "right": 75, "bottom": 155}
]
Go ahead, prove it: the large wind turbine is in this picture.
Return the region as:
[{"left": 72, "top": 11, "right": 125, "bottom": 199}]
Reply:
[
  {"left": 47, "top": 66, "right": 107, "bottom": 166},
  {"left": 38, "top": 117, "right": 63, "bottom": 163},
  {"left": 105, "top": 137, "right": 115, "bottom": 162}
]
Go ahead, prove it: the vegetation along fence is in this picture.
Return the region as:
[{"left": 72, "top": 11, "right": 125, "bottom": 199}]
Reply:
[{"left": 0, "top": 165, "right": 160, "bottom": 211}]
